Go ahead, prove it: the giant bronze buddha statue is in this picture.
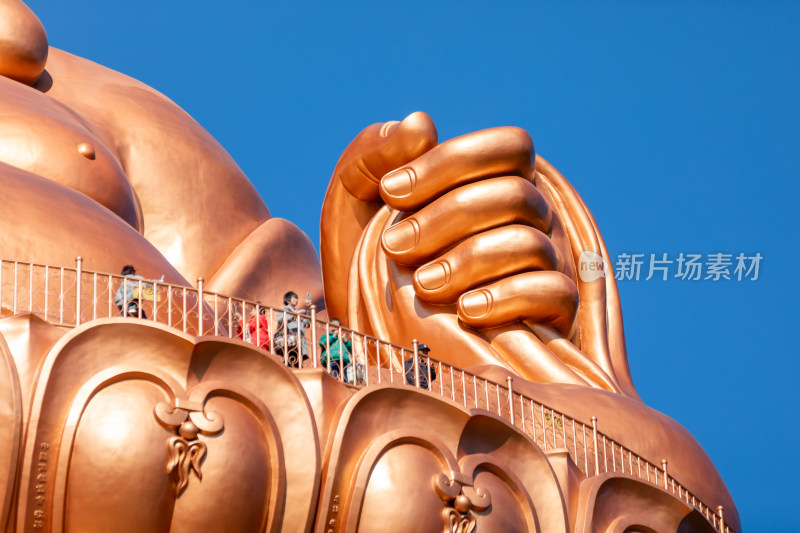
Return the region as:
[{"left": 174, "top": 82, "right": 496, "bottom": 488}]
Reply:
[{"left": 0, "top": 0, "right": 738, "bottom": 531}]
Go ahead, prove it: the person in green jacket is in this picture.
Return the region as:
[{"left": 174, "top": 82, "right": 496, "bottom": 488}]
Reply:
[{"left": 319, "top": 318, "right": 356, "bottom": 383}]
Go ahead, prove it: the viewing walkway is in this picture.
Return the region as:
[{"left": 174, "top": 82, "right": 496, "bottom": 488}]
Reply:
[{"left": 0, "top": 257, "right": 732, "bottom": 532}]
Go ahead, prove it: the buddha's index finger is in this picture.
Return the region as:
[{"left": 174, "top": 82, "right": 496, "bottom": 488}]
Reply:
[{"left": 378, "top": 127, "right": 534, "bottom": 212}]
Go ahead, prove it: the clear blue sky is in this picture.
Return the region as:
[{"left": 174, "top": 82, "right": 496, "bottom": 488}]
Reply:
[{"left": 29, "top": 1, "right": 799, "bottom": 528}]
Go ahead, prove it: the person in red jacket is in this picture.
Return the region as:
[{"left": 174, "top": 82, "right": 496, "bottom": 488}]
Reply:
[{"left": 237, "top": 307, "right": 271, "bottom": 351}]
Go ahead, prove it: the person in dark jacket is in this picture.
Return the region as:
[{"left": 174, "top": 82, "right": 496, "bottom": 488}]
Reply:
[{"left": 404, "top": 343, "right": 436, "bottom": 390}]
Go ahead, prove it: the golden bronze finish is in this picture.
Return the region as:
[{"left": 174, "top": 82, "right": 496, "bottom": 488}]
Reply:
[
  {"left": 0, "top": 3, "right": 323, "bottom": 308},
  {"left": 0, "top": 0, "right": 47, "bottom": 85},
  {"left": 433, "top": 472, "right": 490, "bottom": 533},
  {"left": 165, "top": 434, "right": 206, "bottom": 497},
  {"left": 10, "top": 321, "right": 320, "bottom": 532},
  {"left": 0, "top": 2, "right": 739, "bottom": 531},
  {"left": 323, "top": 115, "right": 639, "bottom": 392},
  {"left": 155, "top": 395, "right": 225, "bottom": 497}
]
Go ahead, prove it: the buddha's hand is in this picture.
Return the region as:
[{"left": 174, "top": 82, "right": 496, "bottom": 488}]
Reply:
[
  {"left": 321, "top": 111, "right": 576, "bottom": 338},
  {"left": 379, "top": 125, "right": 578, "bottom": 336}
]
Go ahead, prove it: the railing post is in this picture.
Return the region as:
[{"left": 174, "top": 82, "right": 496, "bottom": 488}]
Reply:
[
  {"left": 385, "top": 344, "right": 392, "bottom": 381},
  {"left": 27, "top": 263, "right": 32, "bottom": 313},
  {"left": 92, "top": 272, "right": 98, "bottom": 321},
  {"left": 137, "top": 279, "right": 143, "bottom": 319},
  {"left": 213, "top": 294, "right": 219, "bottom": 335},
  {"left": 591, "top": 416, "right": 600, "bottom": 475},
  {"left": 255, "top": 302, "right": 262, "bottom": 348},
  {"left": 717, "top": 506, "right": 724, "bottom": 533},
  {"left": 121, "top": 276, "right": 128, "bottom": 320},
  {"left": 412, "top": 339, "right": 420, "bottom": 388},
  {"left": 226, "top": 297, "right": 232, "bottom": 337},
  {"left": 13, "top": 262, "right": 18, "bottom": 315},
  {"left": 428, "top": 353, "right": 434, "bottom": 392},
  {"left": 377, "top": 339, "right": 382, "bottom": 384},
  {"left": 44, "top": 266, "right": 49, "bottom": 321},
  {"left": 311, "top": 305, "right": 318, "bottom": 368},
  {"left": 282, "top": 308, "right": 288, "bottom": 367},
  {"left": 153, "top": 281, "right": 159, "bottom": 323},
  {"left": 75, "top": 256, "right": 82, "bottom": 325},
  {"left": 662, "top": 459, "right": 669, "bottom": 490},
  {"left": 197, "top": 277, "right": 204, "bottom": 336},
  {"left": 506, "top": 377, "right": 514, "bottom": 425},
  {"left": 297, "top": 309, "right": 303, "bottom": 370},
  {"left": 324, "top": 323, "right": 331, "bottom": 375},
  {"left": 267, "top": 305, "right": 273, "bottom": 354},
  {"left": 360, "top": 334, "right": 367, "bottom": 386}
]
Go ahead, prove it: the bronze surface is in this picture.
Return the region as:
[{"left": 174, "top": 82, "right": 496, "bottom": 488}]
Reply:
[{"left": 0, "top": 1, "right": 739, "bottom": 531}]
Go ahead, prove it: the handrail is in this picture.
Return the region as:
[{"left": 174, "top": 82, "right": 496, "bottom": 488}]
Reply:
[{"left": 0, "top": 257, "right": 732, "bottom": 532}]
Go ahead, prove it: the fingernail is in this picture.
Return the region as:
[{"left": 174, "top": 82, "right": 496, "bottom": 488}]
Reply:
[
  {"left": 379, "top": 120, "right": 400, "bottom": 137},
  {"left": 415, "top": 261, "right": 451, "bottom": 291},
  {"left": 460, "top": 290, "right": 493, "bottom": 318},
  {"left": 381, "top": 168, "right": 416, "bottom": 198},
  {"left": 382, "top": 218, "right": 419, "bottom": 254}
]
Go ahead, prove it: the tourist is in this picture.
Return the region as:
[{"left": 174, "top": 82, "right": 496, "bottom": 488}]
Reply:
[
  {"left": 274, "top": 291, "right": 312, "bottom": 363},
  {"left": 114, "top": 265, "right": 162, "bottom": 319},
  {"left": 319, "top": 318, "right": 354, "bottom": 381},
  {"left": 242, "top": 307, "right": 271, "bottom": 351},
  {"left": 404, "top": 343, "right": 437, "bottom": 390}
]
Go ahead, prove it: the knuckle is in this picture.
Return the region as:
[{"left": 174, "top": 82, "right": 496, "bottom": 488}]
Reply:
[
  {"left": 501, "top": 126, "right": 533, "bottom": 147},
  {"left": 503, "top": 224, "right": 549, "bottom": 247},
  {"left": 552, "top": 272, "right": 579, "bottom": 312},
  {"left": 504, "top": 175, "right": 536, "bottom": 195}
]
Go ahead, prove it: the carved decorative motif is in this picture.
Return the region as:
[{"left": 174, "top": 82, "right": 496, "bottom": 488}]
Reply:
[
  {"left": 166, "top": 429, "right": 205, "bottom": 496},
  {"left": 154, "top": 397, "right": 224, "bottom": 496},
  {"left": 433, "top": 473, "right": 490, "bottom": 533},
  {"left": 442, "top": 506, "right": 474, "bottom": 533}
]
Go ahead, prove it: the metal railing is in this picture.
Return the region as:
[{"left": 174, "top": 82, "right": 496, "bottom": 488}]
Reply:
[{"left": 0, "top": 257, "right": 732, "bottom": 532}]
